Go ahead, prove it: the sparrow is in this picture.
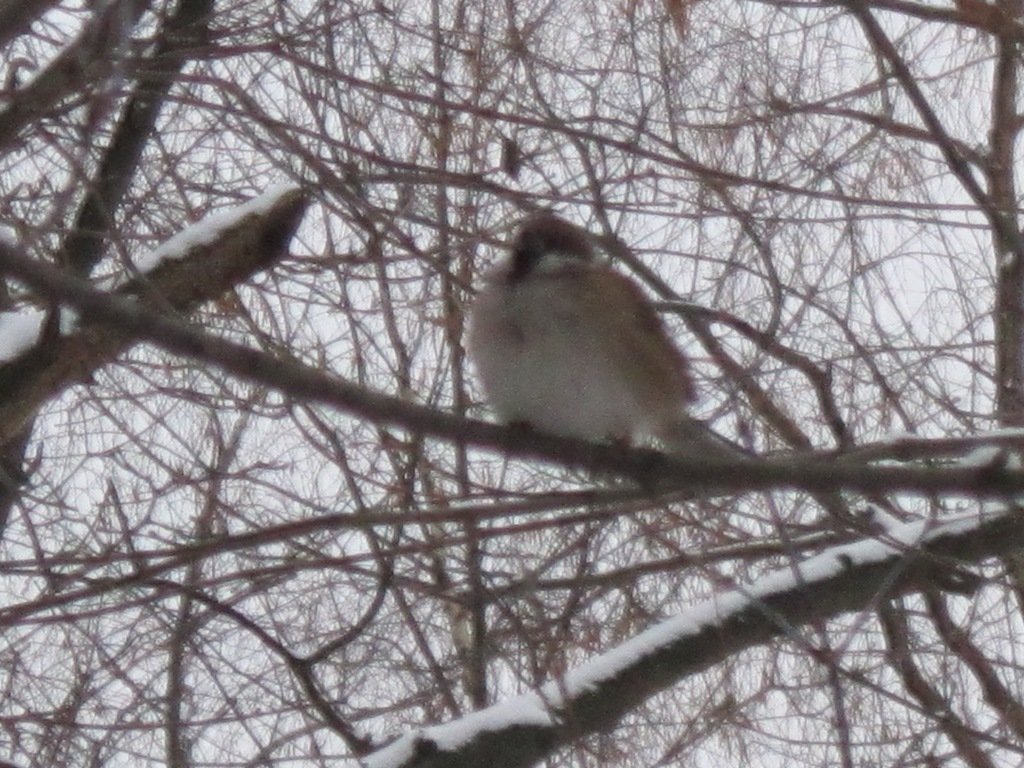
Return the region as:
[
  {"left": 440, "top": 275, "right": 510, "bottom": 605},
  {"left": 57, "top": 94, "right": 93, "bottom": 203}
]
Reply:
[{"left": 467, "top": 213, "right": 748, "bottom": 461}]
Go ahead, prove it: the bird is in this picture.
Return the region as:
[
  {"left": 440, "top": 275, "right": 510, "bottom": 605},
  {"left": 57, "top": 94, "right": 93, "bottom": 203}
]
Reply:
[{"left": 467, "top": 212, "right": 748, "bottom": 461}]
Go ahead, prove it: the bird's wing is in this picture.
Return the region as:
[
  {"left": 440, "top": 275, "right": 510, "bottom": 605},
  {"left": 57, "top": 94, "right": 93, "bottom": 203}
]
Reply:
[{"left": 574, "top": 267, "right": 696, "bottom": 408}]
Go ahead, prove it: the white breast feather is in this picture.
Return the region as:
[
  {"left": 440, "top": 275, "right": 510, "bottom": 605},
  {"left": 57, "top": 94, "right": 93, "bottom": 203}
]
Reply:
[{"left": 468, "top": 267, "right": 657, "bottom": 441}]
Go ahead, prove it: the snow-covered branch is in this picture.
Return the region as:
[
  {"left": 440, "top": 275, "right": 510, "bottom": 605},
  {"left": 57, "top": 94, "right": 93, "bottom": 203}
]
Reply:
[
  {"left": 365, "top": 507, "right": 1023, "bottom": 768},
  {"left": 0, "top": 185, "right": 308, "bottom": 445}
]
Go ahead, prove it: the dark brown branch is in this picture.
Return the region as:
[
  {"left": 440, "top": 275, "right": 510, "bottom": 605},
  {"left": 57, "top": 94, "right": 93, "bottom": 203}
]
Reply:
[
  {"left": 0, "top": 0, "right": 150, "bottom": 155},
  {"left": 0, "top": 0, "right": 63, "bottom": 50},
  {"left": 58, "top": 0, "right": 216, "bottom": 277},
  {"left": 879, "top": 600, "right": 996, "bottom": 768},
  {"left": 0, "top": 187, "right": 308, "bottom": 447},
  {"left": 0, "top": 0, "right": 215, "bottom": 538},
  {"left": 4, "top": 238, "right": 1024, "bottom": 499}
]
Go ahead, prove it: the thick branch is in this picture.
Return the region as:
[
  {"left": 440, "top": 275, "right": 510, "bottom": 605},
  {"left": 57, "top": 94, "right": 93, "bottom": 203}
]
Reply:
[
  {"left": 0, "top": 187, "right": 308, "bottom": 445},
  {"left": 3, "top": 240, "right": 1024, "bottom": 499},
  {"left": 0, "top": 0, "right": 215, "bottom": 532},
  {"left": 0, "top": 0, "right": 150, "bottom": 155},
  {"left": 0, "top": 0, "right": 63, "bottom": 49},
  {"left": 365, "top": 509, "right": 1024, "bottom": 768},
  {"left": 58, "top": 0, "right": 216, "bottom": 277}
]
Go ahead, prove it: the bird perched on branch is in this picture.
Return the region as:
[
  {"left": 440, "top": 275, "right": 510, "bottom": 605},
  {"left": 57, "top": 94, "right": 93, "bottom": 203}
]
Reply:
[{"left": 467, "top": 213, "right": 748, "bottom": 461}]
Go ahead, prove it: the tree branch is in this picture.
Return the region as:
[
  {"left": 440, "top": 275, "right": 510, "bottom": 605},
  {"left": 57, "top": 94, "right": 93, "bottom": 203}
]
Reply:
[
  {"left": 0, "top": 0, "right": 63, "bottom": 50},
  {"left": 0, "top": 186, "right": 308, "bottom": 446},
  {"left": 0, "top": 0, "right": 150, "bottom": 155},
  {"left": 3, "top": 235, "right": 1024, "bottom": 499},
  {"left": 364, "top": 508, "right": 1024, "bottom": 768}
]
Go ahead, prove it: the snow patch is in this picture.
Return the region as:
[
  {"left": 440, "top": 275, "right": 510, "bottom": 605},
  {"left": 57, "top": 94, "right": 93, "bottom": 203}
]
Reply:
[
  {"left": 134, "top": 183, "right": 301, "bottom": 274},
  {"left": 0, "top": 309, "right": 46, "bottom": 363},
  {"left": 364, "top": 694, "right": 553, "bottom": 768},
  {"left": 959, "top": 445, "right": 1004, "bottom": 468},
  {"left": 0, "top": 186, "right": 299, "bottom": 365}
]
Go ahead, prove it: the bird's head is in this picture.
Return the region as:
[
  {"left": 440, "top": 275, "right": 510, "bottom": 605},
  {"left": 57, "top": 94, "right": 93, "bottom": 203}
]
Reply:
[{"left": 509, "top": 213, "right": 594, "bottom": 281}]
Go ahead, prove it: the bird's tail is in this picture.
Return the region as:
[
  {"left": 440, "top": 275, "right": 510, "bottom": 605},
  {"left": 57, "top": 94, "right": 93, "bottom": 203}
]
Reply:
[{"left": 656, "top": 418, "right": 753, "bottom": 462}]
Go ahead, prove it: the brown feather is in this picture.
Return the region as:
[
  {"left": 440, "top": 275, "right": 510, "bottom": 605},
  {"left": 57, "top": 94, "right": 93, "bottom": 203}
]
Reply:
[{"left": 539, "top": 262, "right": 695, "bottom": 415}]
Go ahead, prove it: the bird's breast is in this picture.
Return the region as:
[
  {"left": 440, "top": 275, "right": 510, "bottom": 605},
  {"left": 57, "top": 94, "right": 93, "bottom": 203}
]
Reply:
[{"left": 467, "top": 274, "right": 673, "bottom": 441}]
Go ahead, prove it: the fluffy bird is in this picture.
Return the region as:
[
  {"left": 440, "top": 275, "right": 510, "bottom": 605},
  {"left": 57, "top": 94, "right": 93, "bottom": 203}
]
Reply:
[{"left": 468, "top": 213, "right": 746, "bottom": 460}]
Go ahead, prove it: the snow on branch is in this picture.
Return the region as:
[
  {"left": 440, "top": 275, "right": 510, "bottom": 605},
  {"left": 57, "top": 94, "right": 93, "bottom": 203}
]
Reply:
[
  {"left": 0, "top": 185, "right": 308, "bottom": 444},
  {"left": 363, "top": 507, "right": 1024, "bottom": 768},
  {"left": 134, "top": 183, "right": 304, "bottom": 274},
  {"left": 0, "top": 309, "right": 46, "bottom": 365}
]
